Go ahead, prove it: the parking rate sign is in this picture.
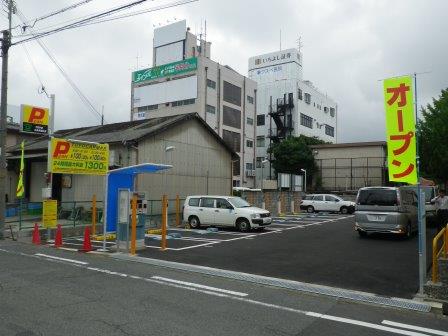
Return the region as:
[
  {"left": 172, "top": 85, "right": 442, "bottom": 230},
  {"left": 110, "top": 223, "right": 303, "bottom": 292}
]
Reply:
[
  {"left": 48, "top": 138, "right": 109, "bottom": 175},
  {"left": 20, "top": 104, "right": 49, "bottom": 134},
  {"left": 383, "top": 76, "right": 417, "bottom": 184}
]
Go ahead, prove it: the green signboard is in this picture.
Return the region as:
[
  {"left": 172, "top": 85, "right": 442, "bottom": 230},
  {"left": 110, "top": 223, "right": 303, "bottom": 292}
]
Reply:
[{"left": 132, "top": 57, "right": 197, "bottom": 83}]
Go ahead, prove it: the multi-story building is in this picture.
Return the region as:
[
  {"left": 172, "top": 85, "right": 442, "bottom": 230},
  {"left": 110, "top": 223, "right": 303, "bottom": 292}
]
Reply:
[
  {"left": 130, "top": 20, "right": 257, "bottom": 188},
  {"left": 248, "top": 48, "right": 338, "bottom": 186}
]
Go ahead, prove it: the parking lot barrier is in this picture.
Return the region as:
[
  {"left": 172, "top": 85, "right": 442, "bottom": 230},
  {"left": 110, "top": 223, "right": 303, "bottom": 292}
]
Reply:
[{"left": 432, "top": 223, "right": 448, "bottom": 283}]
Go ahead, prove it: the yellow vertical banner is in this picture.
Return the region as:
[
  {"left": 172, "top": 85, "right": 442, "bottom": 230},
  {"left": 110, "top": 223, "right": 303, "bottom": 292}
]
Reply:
[{"left": 383, "top": 76, "right": 417, "bottom": 184}]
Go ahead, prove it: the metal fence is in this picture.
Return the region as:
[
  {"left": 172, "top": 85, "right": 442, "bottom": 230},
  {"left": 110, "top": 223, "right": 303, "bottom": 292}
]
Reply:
[
  {"left": 4, "top": 197, "right": 186, "bottom": 231},
  {"left": 315, "top": 157, "right": 386, "bottom": 192}
]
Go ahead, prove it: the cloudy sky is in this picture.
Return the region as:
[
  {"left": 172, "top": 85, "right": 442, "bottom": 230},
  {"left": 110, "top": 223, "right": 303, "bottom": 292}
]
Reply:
[{"left": 2, "top": 0, "right": 447, "bottom": 142}]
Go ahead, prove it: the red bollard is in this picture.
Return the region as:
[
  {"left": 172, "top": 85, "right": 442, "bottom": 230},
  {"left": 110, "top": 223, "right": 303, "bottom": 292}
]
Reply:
[
  {"left": 32, "top": 223, "right": 41, "bottom": 245},
  {"left": 54, "top": 224, "right": 63, "bottom": 248},
  {"left": 80, "top": 226, "right": 93, "bottom": 252}
]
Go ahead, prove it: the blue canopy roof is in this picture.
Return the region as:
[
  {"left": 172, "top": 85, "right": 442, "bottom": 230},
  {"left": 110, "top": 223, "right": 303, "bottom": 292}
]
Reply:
[{"left": 108, "top": 163, "right": 172, "bottom": 176}]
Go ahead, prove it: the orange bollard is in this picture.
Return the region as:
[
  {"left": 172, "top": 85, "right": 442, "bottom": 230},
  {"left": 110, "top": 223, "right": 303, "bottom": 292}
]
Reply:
[
  {"left": 54, "top": 224, "right": 63, "bottom": 248},
  {"left": 80, "top": 226, "right": 93, "bottom": 252},
  {"left": 32, "top": 223, "right": 41, "bottom": 245}
]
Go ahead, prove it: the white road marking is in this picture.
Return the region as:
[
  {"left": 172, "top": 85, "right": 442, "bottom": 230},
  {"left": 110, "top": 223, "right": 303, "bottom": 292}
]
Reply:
[
  {"left": 382, "top": 320, "right": 448, "bottom": 336},
  {"left": 2, "top": 247, "right": 437, "bottom": 336},
  {"left": 306, "top": 312, "right": 429, "bottom": 336},
  {"left": 173, "top": 241, "right": 219, "bottom": 250},
  {"left": 151, "top": 276, "right": 249, "bottom": 297},
  {"left": 34, "top": 253, "right": 88, "bottom": 265}
]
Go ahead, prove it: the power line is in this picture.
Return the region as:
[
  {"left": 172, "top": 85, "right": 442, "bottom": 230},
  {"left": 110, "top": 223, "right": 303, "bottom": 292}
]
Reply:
[
  {"left": 15, "top": 8, "right": 104, "bottom": 122},
  {"left": 12, "top": 0, "right": 151, "bottom": 45},
  {"left": 20, "top": 43, "right": 49, "bottom": 97}
]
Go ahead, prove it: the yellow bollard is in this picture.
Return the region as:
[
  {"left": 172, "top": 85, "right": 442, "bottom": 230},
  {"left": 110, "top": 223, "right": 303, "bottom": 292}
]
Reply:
[
  {"left": 130, "top": 194, "right": 137, "bottom": 255},
  {"left": 91, "top": 194, "right": 97, "bottom": 236},
  {"left": 161, "top": 195, "right": 167, "bottom": 251},
  {"left": 176, "top": 195, "right": 180, "bottom": 227}
]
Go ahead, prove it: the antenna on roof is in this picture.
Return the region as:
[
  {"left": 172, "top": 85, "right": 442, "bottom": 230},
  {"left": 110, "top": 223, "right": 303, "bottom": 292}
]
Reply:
[
  {"left": 296, "top": 36, "right": 303, "bottom": 53},
  {"left": 279, "top": 29, "right": 282, "bottom": 51}
]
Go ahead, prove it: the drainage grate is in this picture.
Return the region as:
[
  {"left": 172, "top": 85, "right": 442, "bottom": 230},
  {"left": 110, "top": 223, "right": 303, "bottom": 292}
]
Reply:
[{"left": 111, "top": 254, "right": 431, "bottom": 313}]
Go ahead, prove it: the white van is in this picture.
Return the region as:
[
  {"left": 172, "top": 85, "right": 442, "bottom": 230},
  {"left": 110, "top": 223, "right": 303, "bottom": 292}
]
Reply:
[{"left": 183, "top": 196, "right": 271, "bottom": 232}]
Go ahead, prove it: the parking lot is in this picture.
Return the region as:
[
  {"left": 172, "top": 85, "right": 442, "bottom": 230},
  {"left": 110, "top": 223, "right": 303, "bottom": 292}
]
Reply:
[{"left": 60, "top": 213, "right": 436, "bottom": 299}]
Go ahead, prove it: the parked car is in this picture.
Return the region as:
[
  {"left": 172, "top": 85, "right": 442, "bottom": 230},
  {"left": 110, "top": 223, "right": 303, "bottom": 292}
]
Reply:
[
  {"left": 300, "top": 194, "right": 355, "bottom": 214},
  {"left": 354, "top": 186, "right": 418, "bottom": 238},
  {"left": 183, "top": 196, "right": 271, "bottom": 232},
  {"left": 401, "top": 185, "right": 438, "bottom": 225}
]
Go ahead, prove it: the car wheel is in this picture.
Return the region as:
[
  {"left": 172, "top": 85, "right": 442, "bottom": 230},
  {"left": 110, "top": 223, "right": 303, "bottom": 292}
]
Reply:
[
  {"left": 188, "top": 216, "right": 200, "bottom": 229},
  {"left": 307, "top": 206, "right": 314, "bottom": 213},
  {"left": 340, "top": 206, "right": 348, "bottom": 214},
  {"left": 358, "top": 231, "right": 368, "bottom": 238},
  {"left": 236, "top": 218, "right": 251, "bottom": 232}
]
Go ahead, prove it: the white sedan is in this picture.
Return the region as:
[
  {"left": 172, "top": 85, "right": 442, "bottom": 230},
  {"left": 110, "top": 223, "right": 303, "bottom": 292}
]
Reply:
[{"left": 300, "top": 194, "right": 355, "bottom": 214}]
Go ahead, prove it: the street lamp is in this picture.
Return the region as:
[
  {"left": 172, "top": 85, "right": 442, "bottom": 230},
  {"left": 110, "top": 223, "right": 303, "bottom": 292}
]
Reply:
[
  {"left": 300, "top": 168, "right": 307, "bottom": 193},
  {"left": 261, "top": 159, "right": 269, "bottom": 190}
]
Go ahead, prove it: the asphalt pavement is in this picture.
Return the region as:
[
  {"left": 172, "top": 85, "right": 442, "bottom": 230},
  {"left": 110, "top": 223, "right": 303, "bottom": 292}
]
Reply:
[{"left": 0, "top": 240, "right": 447, "bottom": 336}]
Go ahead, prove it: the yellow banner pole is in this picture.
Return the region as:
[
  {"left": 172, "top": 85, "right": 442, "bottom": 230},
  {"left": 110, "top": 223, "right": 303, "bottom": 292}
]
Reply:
[
  {"left": 130, "top": 194, "right": 137, "bottom": 255},
  {"left": 161, "top": 195, "right": 167, "bottom": 251},
  {"left": 91, "top": 194, "right": 97, "bottom": 236}
]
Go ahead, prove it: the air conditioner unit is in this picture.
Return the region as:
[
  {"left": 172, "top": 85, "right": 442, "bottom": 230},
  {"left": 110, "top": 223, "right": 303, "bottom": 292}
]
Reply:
[{"left": 245, "top": 170, "right": 256, "bottom": 177}]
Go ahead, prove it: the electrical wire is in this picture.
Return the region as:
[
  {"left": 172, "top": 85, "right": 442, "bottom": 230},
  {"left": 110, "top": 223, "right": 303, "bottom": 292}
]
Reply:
[
  {"left": 20, "top": 43, "right": 49, "bottom": 97},
  {"left": 12, "top": 0, "right": 151, "bottom": 45}
]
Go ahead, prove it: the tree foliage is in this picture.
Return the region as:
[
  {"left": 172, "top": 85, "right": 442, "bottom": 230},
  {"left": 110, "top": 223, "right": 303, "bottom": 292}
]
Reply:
[
  {"left": 419, "top": 88, "right": 448, "bottom": 185},
  {"left": 269, "top": 135, "right": 325, "bottom": 176}
]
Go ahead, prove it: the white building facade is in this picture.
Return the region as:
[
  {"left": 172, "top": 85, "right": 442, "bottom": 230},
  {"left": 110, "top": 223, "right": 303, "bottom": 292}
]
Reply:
[
  {"left": 248, "top": 48, "right": 338, "bottom": 185},
  {"left": 131, "top": 20, "right": 257, "bottom": 188}
]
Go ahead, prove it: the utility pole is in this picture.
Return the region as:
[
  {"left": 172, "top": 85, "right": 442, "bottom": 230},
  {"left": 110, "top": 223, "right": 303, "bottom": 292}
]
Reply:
[{"left": 0, "top": 0, "right": 14, "bottom": 240}]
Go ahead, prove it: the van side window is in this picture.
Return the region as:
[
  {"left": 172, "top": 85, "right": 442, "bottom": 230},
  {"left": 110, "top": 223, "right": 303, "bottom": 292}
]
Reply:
[
  {"left": 216, "top": 198, "right": 232, "bottom": 209},
  {"left": 313, "top": 195, "right": 324, "bottom": 201},
  {"left": 188, "top": 198, "right": 200, "bottom": 206},
  {"left": 201, "top": 198, "right": 215, "bottom": 208}
]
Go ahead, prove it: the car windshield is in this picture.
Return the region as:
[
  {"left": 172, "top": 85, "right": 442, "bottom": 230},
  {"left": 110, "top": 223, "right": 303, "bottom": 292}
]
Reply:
[
  {"left": 228, "top": 197, "right": 251, "bottom": 208},
  {"left": 357, "top": 189, "right": 398, "bottom": 206}
]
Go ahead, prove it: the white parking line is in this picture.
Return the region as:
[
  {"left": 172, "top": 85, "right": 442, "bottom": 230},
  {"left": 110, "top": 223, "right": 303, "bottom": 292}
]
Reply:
[
  {"left": 34, "top": 253, "right": 88, "bottom": 265},
  {"left": 382, "top": 320, "right": 448, "bottom": 336},
  {"left": 151, "top": 276, "right": 248, "bottom": 297}
]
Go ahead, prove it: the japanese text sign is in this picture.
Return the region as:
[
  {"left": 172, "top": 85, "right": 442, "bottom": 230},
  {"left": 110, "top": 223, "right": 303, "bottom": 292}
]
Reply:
[
  {"left": 383, "top": 76, "right": 417, "bottom": 184},
  {"left": 20, "top": 104, "right": 49, "bottom": 134},
  {"left": 48, "top": 138, "right": 109, "bottom": 175},
  {"left": 43, "top": 200, "right": 58, "bottom": 228},
  {"left": 132, "top": 57, "right": 197, "bottom": 83}
]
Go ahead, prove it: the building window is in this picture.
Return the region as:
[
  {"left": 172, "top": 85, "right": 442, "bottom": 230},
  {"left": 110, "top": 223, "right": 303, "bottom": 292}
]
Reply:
[
  {"left": 325, "top": 125, "right": 335, "bottom": 137},
  {"left": 256, "top": 157, "right": 262, "bottom": 168},
  {"left": 246, "top": 139, "right": 253, "bottom": 148},
  {"left": 207, "top": 79, "right": 216, "bottom": 89},
  {"left": 257, "top": 114, "right": 265, "bottom": 126},
  {"left": 247, "top": 95, "right": 254, "bottom": 104},
  {"left": 223, "top": 130, "right": 241, "bottom": 152},
  {"left": 233, "top": 159, "right": 240, "bottom": 176},
  {"left": 330, "top": 107, "right": 335, "bottom": 117},
  {"left": 304, "top": 93, "right": 311, "bottom": 104},
  {"left": 300, "top": 113, "right": 313, "bottom": 129},
  {"left": 298, "top": 88, "right": 303, "bottom": 100},
  {"left": 246, "top": 117, "right": 253, "bottom": 125},
  {"left": 256, "top": 136, "right": 265, "bottom": 147},
  {"left": 246, "top": 162, "right": 254, "bottom": 170},
  {"left": 223, "top": 105, "right": 241, "bottom": 129},
  {"left": 223, "top": 81, "right": 242, "bottom": 106},
  {"left": 172, "top": 99, "right": 195, "bottom": 107},
  {"left": 138, "top": 104, "right": 158, "bottom": 112},
  {"left": 206, "top": 104, "right": 216, "bottom": 114}
]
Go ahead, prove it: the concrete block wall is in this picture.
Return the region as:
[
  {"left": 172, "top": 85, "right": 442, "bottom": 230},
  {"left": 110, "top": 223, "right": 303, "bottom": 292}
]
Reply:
[{"left": 242, "top": 191, "right": 303, "bottom": 216}]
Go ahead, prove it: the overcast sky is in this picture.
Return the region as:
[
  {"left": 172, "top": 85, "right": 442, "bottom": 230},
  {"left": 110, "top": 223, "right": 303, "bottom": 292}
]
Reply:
[{"left": 2, "top": 0, "right": 447, "bottom": 142}]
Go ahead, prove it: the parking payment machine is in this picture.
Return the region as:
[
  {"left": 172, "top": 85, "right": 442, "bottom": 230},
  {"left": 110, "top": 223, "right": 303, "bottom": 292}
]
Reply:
[{"left": 116, "top": 189, "right": 148, "bottom": 251}]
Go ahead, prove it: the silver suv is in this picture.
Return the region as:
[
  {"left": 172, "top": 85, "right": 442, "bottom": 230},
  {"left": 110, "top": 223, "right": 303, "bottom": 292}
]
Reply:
[{"left": 354, "top": 187, "right": 417, "bottom": 238}]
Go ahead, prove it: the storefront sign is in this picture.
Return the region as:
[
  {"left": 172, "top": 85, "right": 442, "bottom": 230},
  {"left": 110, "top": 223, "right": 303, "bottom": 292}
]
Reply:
[
  {"left": 132, "top": 57, "right": 197, "bottom": 83},
  {"left": 48, "top": 138, "right": 109, "bottom": 175},
  {"left": 20, "top": 104, "right": 49, "bottom": 134},
  {"left": 43, "top": 199, "right": 58, "bottom": 228},
  {"left": 383, "top": 76, "right": 417, "bottom": 184}
]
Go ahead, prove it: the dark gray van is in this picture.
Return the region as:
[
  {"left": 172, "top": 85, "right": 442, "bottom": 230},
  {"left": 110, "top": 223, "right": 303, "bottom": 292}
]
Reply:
[{"left": 354, "top": 187, "right": 418, "bottom": 238}]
